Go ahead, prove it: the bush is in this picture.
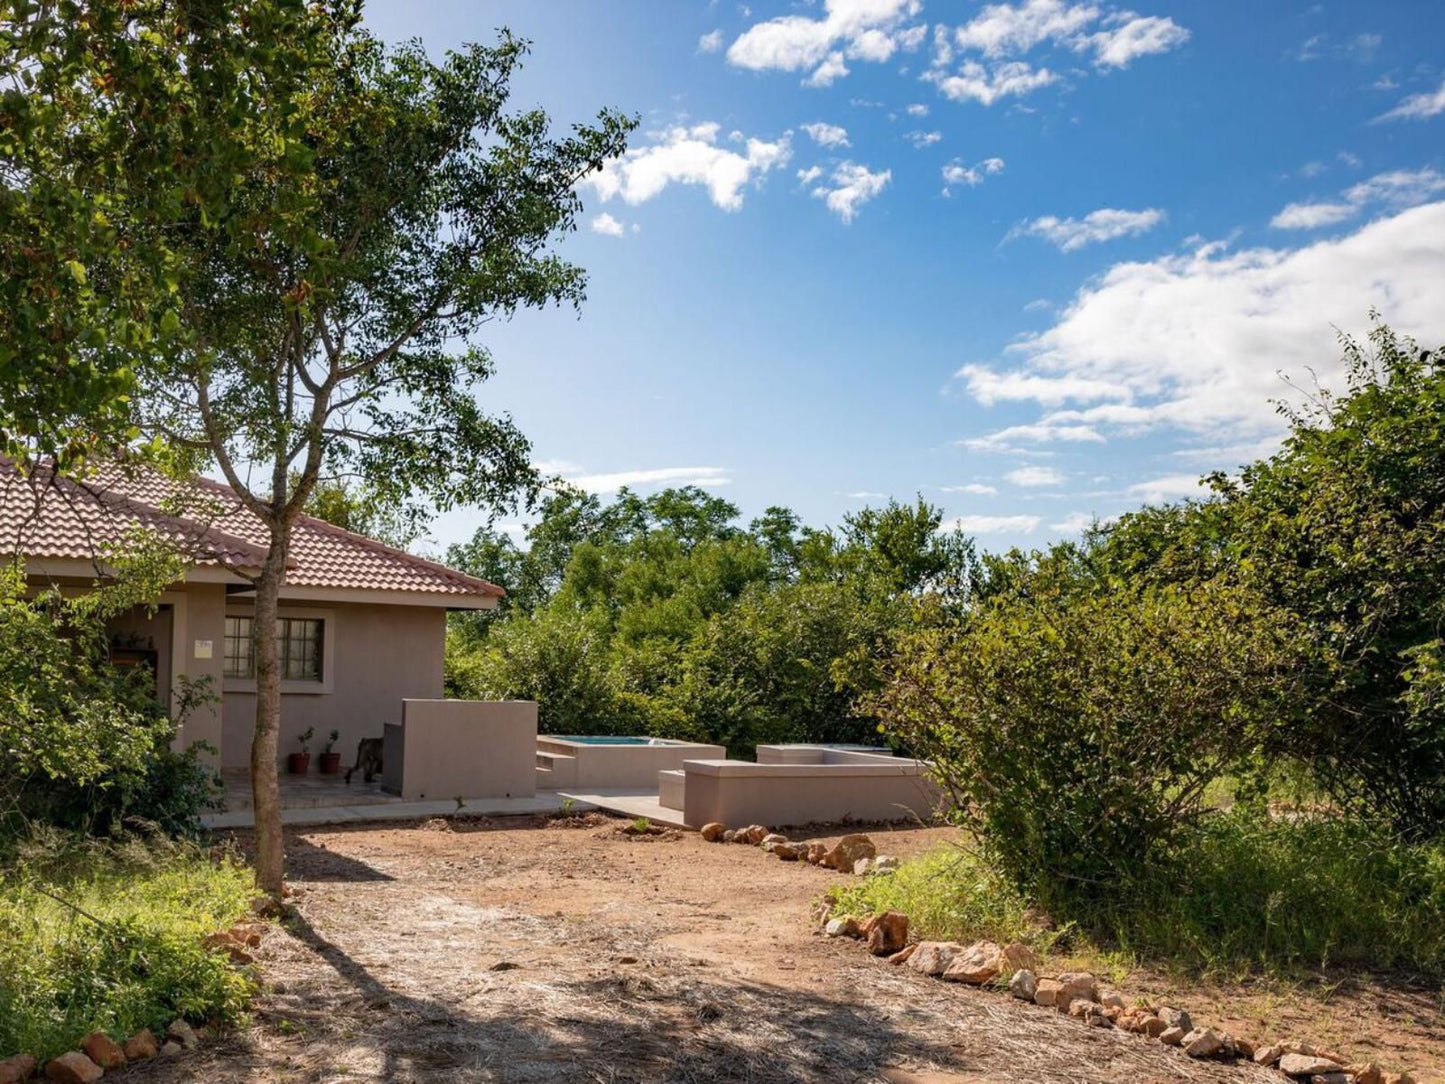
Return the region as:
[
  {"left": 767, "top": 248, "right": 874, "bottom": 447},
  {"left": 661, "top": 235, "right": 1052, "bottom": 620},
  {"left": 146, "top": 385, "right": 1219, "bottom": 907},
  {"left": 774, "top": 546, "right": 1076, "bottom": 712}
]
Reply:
[
  {"left": 873, "top": 577, "right": 1307, "bottom": 915},
  {"left": 0, "top": 831, "right": 255, "bottom": 1061},
  {"left": 834, "top": 812, "right": 1445, "bottom": 976}
]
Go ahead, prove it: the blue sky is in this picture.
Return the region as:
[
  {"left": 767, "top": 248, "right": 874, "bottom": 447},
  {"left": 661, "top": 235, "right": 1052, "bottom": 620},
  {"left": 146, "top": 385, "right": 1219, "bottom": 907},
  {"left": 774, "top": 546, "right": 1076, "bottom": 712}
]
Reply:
[{"left": 358, "top": 1, "right": 1445, "bottom": 554}]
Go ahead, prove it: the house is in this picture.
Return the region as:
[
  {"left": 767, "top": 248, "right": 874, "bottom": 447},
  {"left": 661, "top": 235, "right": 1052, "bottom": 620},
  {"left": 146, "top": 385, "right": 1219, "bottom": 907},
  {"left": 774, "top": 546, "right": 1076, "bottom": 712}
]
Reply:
[{"left": 1, "top": 459, "right": 503, "bottom": 772}]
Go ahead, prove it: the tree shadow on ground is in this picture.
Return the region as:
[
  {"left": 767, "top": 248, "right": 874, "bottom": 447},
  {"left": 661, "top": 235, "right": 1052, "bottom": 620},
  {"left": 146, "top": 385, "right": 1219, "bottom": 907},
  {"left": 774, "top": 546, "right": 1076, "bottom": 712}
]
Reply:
[{"left": 256, "top": 908, "right": 974, "bottom": 1084}]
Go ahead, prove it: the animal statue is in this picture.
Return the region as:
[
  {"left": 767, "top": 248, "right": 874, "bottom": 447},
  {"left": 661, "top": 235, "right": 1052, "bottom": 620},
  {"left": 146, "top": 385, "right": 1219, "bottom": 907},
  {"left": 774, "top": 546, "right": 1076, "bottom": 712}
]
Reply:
[{"left": 344, "top": 737, "right": 384, "bottom": 784}]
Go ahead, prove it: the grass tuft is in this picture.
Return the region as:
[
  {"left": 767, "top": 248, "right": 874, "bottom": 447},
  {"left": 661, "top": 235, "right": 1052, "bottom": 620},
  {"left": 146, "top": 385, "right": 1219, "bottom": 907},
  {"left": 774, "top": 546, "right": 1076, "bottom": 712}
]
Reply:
[{"left": 0, "top": 830, "right": 257, "bottom": 1061}]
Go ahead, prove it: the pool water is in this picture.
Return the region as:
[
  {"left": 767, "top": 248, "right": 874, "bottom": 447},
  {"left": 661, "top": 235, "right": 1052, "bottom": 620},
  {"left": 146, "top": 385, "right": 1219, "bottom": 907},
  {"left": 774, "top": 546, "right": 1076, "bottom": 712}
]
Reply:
[{"left": 550, "top": 735, "right": 666, "bottom": 746}]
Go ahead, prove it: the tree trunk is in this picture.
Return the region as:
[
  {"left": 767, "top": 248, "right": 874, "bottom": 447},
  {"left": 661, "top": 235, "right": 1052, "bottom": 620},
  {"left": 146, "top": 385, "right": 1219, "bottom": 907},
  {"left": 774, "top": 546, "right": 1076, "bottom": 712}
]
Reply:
[{"left": 249, "top": 534, "right": 290, "bottom": 900}]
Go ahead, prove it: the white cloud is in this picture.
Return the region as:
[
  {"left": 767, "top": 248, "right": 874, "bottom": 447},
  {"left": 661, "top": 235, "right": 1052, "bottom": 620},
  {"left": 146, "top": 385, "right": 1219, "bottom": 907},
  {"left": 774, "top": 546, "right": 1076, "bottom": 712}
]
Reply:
[
  {"left": 565, "top": 466, "right": 733, "bottom": 494},
  {"left": 1011, "top": 206, "right": 1164, "bottom": 251},
  {"left": 906, "top": 103, "right": 930, "bottom": 117},
  {"left": 1377, "top": 78, "right": 1445, "bottom": 122},
  {"left": 1270, "top": 201, "right": 1356, "bottom": 230},
  {"left": 948, "top": 513, "right": 1042, "bottom": 534},
  {"left": 811, "top": 161, "right": 892, "bottom": 222},
  {"left": 961, "top": 422, "right": 1105, "bottom": 450},
  {"left": 1271, "top": 167, "right": 1445, "bottom": 229},
  {"left": 941, "top": 155, "right": 1006, "bottom": 191},
  {"left": 845, "top": 490, "right": 887, "bottom": 499},
  {"left": 963, "top": 203, "right": 1445, "bottom": 453},
  {"left": 1127, "top": 473, "right": 1209, "bottom": 503},
  {"left": 805, "top": 51, "right": 851, "bottom": 86},
  {"left": 926, "top": 60, "right": 1056, "bottom": 106},
  {"left": 907, "top": 130, "right": 943, "bottom": 148},
  {"left": 1006, "top": 465, "right": 1065, "bottom": 487},
  {"left": 583, "top": 122, "right": 791, "bottom": 212},
  {"left": 927, "top": 2, "right": 1186, "bottom": 107},
  {"left": 797, "top": 165, "right": 824, "bottom": 184},
  {"left": 943, "top": 482, "right": 999, "bottom": 495},
  {"left": 1023, "top": 298, "right": 1053, "bottom": 312},
  {"left": 957, "top": 363, "right": 1129, "bottom": 405},
  {"left": 1050, "top": 511, "right": 1098, "bottom": 532},
  {"left": 726, "top": 0, "right": 925, "bottom": 87},
  {"left": 698, "top": 29, "right": 724, "bottom": 53},
  {"left": 590, "top": 213, "right": 626, "bottom": 237},
  {"left": 802, "top": 121, "right": 851, "bottom": 147},
  {"left": 1082, "top": 13, "right": 1190, "bottom": 68}
]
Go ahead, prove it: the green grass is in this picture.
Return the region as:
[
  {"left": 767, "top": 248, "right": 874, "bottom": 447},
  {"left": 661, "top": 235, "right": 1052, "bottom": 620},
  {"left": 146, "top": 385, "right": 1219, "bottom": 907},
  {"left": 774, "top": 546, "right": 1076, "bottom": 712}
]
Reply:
[
  {"left": 831, "top": 812, "right": 1445, "bottom": 978},
  {"left": 0, "top": 831, "right": 257, "bottom": 1061}
]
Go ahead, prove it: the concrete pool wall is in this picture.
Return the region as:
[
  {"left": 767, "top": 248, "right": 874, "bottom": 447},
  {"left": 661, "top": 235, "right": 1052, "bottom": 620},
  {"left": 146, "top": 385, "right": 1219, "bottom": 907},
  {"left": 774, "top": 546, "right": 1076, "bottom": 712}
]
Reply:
[
  {"left": 674, "top": 744, "right": 940, "bottom": 828},
  {"left": 536, "top": 735, "right": 726, "bottom": 791}
]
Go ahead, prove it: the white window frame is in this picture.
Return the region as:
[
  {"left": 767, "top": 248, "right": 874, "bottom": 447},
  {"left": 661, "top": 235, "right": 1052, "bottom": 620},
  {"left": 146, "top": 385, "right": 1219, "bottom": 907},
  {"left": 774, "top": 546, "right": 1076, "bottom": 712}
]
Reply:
[{"left": 222, "top": 606, "right": 336, "bottom": 696}]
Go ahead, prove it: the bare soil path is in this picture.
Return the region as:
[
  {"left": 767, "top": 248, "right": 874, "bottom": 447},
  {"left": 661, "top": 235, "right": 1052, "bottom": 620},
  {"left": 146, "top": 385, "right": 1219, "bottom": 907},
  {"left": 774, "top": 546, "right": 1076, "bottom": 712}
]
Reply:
[{"left": 133, "top": 815, "right": 1284, "bottom": 1084}]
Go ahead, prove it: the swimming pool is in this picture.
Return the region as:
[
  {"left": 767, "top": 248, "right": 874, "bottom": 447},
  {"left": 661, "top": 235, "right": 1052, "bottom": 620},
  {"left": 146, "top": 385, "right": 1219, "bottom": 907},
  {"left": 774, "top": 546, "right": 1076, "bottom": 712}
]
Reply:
[
  {"left": 549, "top": 735, "right": 665, "bottom": 746},
  {"left": 536, "top": 734, "right": 727, "bottom": 790}
]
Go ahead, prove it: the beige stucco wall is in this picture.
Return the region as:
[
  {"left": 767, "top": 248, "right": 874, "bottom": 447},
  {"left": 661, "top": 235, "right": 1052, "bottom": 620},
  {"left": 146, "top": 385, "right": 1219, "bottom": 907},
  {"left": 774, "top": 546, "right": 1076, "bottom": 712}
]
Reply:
[
  {"left": 173, "top": 582, "right": 227, "bottom": 760},
  {"left": 220, "top": 599, "right": 445, "bottom": 770},
  {"left": 681, "top": 757, "right": 941, "bottom": 829},
  {"left": 388, "top": 699, "right": 537, "bottom": 801}
]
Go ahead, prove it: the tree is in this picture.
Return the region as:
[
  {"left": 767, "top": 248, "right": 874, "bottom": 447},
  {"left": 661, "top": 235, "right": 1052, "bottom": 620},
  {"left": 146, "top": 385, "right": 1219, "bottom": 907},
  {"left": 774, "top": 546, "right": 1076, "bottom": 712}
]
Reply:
[
  {"left": 0, "top": 0, "right": 347, "bottom": 471},
  {"left": 102, "top": 19, "right": 629, "bottom": 896}
]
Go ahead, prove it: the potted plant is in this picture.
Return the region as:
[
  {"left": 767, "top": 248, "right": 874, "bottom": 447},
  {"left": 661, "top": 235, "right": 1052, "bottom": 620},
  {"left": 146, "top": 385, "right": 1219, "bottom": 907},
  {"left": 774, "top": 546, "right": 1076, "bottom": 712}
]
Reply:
[
  {"left": 287, "top": 726, "right": 315, "bottom": 775},
  {"left": 319, "top": 729, "right": 342, "bottom": 775}
]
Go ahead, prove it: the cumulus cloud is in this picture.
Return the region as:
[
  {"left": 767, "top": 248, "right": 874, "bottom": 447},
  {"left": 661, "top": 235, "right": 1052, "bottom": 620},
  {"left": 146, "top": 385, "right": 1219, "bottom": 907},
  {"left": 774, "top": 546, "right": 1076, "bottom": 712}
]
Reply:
[
  {"left": 565, "top": 466, "right": 733, "bottom": 494},
  {"left": 810, "top": 161, "right": 892, "bottom": 222},
  {"left": 1127, "top": 473, "right": 1210, "bottom": 503},
  {"left": 943, "top": 482, "right": 999, "bottom": 495},
  {"left": 583, "top": 122, "right": 791, "bottom": 212},
  {"left": 726, "top": 0, "right": 925, "bottom": 87},
  {"left": 590, "top": 213, "right": 626, "bottom": 237},
  {"left": 1011, "top": 207, "right": 1165, "bottom": 250},
  {"left": 926, "top": 60, "right": 1057, "bottom": 106},
  {"left": 1271, "top": 167, "right": 1445, "bottom": 229},
  {"left": 941, "top": 155, "right": 1006, "bottom": 192},
  {"left": 698, "top": 29, "right": 724, "bottom": 53},
  {"left": 957, "top": 203, "right": 1445, "bottom": 455},
  {"left": 948, "top": 513, "right": 1042, "bottom": 534},
  {"left": 906, "top": 102, "right": 930, "bottom": 116},
  {"left": 925, "top": 1, "right": 1187, "bottom": 107},
  {"left": 961, "top": 422, "right": 1105, "bottom": 451},
  {"left": 1377, "top": 78, "right": 1445, "bottom": 121},
  {"left": 957, "top": 364, "right": 1129, "bottom": 406},
  {"left": 1007, "top": 465, "right": 1065, "bottom": 486},
  {"left": 797, "top": 165, "right": 824, "bottom": 184},
  {"left": 1050, "top": 511, "right": 1099, "bottom": 532},
  {"left": 802, "top": 121, "right": 851, "bottom": 147},
  {"left": 908, "top": 130, "right": 943, "bottom": 148}
]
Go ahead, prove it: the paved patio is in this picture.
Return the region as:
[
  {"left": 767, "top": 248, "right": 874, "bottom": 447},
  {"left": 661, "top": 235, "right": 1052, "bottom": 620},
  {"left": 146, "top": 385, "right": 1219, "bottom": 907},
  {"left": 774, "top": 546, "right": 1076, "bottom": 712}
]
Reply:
[{"left": 206, "top": 769, "right": 593, "bottom": 830}]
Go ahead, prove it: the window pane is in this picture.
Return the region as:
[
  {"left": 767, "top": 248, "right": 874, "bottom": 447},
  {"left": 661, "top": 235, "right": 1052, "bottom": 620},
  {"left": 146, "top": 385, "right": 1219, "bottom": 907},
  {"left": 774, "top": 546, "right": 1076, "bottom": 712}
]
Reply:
[
  {"left": 224, "top": 615, "right": 254, "bottom": 679},
  {"left": 276, "top": 617, "right": 323, "bottom": 681}
]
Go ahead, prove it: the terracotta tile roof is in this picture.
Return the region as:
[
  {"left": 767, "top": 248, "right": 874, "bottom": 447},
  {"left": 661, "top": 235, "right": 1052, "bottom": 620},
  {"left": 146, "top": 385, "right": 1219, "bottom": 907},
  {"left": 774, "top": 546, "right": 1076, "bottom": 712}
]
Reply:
[{"left": 1, "top": 459, "right": 503, "bottom": 600}]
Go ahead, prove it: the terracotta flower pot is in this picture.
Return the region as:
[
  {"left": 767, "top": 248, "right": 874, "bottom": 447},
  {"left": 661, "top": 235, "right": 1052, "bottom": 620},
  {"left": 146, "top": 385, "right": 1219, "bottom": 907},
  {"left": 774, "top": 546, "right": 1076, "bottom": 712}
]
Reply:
[
  {"left": 287, "top": 752, "right": 311, "bottom": 775},
  {"left": 318, "top": 752, "right": 342, "bottom": 775}
]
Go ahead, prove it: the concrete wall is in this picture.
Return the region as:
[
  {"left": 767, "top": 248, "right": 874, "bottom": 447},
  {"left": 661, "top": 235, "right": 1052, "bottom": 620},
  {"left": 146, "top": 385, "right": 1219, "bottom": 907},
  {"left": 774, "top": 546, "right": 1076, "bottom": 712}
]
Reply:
[
  {"left": 535, "top": 738, "right": 727, "bottom": 790},
  {"left": 680, "top": 754, "right": 941, "bottom": 829},
  {"left": 390, "top": 699, "right": 537, "bottom": 801},
  {"left": 220, "top": 600, "right": 445, "bottom": 770}
]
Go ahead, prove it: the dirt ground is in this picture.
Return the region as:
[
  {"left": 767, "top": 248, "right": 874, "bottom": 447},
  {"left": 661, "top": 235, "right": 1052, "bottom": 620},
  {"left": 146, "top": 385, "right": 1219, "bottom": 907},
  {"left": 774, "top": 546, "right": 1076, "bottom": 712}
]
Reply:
[{"left": 124, "top": 814, "right": 1437, "bottom": 1084}]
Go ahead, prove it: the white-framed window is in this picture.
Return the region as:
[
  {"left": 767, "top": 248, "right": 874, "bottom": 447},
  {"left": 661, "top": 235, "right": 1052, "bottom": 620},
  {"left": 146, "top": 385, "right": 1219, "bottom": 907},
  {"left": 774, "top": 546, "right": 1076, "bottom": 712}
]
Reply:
[{"left": 223, "top": 613, "right": 329, "bottom": 685}]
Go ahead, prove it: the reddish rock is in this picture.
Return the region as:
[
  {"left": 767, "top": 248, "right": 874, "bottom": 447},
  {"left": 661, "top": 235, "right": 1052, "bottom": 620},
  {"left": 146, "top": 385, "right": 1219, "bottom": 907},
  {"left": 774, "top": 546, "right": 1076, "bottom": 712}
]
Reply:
[
  {"left": 822, "top": 834, "right": 876, "bottom": 872},
  {"left": 805, "top": 842, "right": 828, "bottom": 865},
  {"left": 740, "top": 825, "right": 769, "bottom": 845},
  {"left": 1033, "top": 977, "right": 1065, "bottom": 1007},
  {"left": 941, "top": 941, "right": 1005, "bottom": 985},
  {"left": 1280, "top": 1053, "right": 1344, "bottom": 1076},
  {"left": 122, "top": 1030, "right": 158, "bottom": 1061},
  {"left": 79, "top": 1035, "right": 123, "bottom": 1071},
  {"left": 700, "top": 822, "right": 726, "bottom": 842},
  {"left": 43, "top": 1053, "right": 101, "bottom": 1084},
  {"left": 0, "top": 1054, "right": 37, "bottom": 1083},
  {"left": 906, "top": 941, "right": 963, "bottom": 977},
  {"left": 1053, "top": 973, "right": 1098, "bottom": 1011},
  {"left": 886, "top": 944, "right": 918, "bottom": 966},
  {"left": 862, "top": 911, "right": 909, "bottom": 956}
]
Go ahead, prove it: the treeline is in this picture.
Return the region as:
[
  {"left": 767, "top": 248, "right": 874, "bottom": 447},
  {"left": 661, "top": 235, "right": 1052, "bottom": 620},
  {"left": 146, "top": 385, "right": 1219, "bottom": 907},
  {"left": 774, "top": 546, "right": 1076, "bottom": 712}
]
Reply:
[{"left": 443, "top": 490, "right": 975, "bottom": 754}]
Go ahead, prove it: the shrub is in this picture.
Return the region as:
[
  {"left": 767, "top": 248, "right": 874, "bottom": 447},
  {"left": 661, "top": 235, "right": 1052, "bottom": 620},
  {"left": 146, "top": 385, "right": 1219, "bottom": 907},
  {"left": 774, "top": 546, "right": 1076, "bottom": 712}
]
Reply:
[
  {"left": 873, "top": 577, "right": 1307, "bottom": 915},
  {"left": 836, "top": 813, "right": 1445, "bottom": 976},
  {"left": 0, "top": 831, "right": 255, "bottom": 1061}
]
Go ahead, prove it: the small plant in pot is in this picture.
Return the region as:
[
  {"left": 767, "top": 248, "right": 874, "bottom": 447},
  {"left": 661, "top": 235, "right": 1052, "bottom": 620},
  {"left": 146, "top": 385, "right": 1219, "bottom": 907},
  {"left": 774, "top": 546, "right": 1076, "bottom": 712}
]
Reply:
[
  {"left": 318, "top": 729, "right": 342, "bottom": 774},
  {"left": 288, "top": 726, "right": 315, "bottom": 775}
]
